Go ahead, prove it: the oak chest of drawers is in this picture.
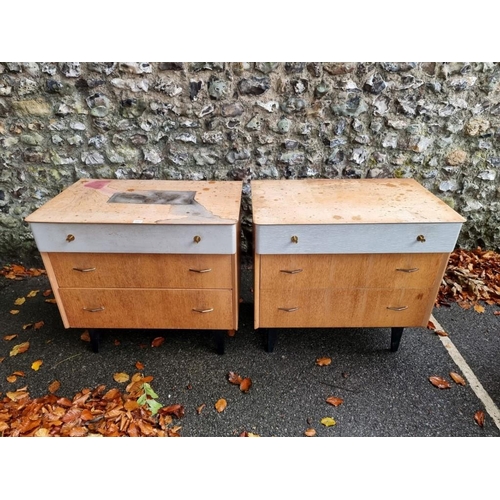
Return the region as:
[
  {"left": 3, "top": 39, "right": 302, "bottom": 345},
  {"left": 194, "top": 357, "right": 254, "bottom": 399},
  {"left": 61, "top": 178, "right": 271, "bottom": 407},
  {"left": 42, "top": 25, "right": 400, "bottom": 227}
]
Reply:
[
  {"left": 25, "top": 179, "right": 243, "bottom": 353},
  {"left": 251, "top": 179, "right": 465, "bottom": 352}
]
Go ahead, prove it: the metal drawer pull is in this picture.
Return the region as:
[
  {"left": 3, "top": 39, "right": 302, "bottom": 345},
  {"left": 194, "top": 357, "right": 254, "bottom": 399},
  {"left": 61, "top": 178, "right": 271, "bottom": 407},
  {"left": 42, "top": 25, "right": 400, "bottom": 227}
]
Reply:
[
  {"left": 278, "top": 307, "right": 300, "bottom": 312},
  {"left": 83, "top": 306, "right": 105, "bottom": 312},
  {"left": 189, "top": 268, "right": 212, "bottom": 273},
  {"left": 192, "top": 308, "right": 214, "bottom": 313},
  {"left": 73, "top": 267, "right": 96, "bottom": 273},
  {"left": 291, "top": 235, "right": 299, "bottom": 243},
  {"left": 193, "top": 235, "right": 201, "bottom": 243},
  {"left": 386, "top": 306, "right": 409, "bottom": 311},
  {"left": 280, "top": 269, "right": 303, "bottom": 274},
  {"left": 66, "top": 234, "right": 75, "bottom": 242},
  {"left": 395, "top": 268, "right": 419, "bottom": 273},
  {"left": 416, "top": 235, "right": 426, "bottom": 242}
]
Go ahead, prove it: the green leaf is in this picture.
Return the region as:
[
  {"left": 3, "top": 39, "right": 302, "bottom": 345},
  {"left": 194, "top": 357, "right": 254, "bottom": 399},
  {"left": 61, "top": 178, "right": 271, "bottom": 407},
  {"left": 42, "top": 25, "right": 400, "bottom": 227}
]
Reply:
[
  {"left": 143, "top": 382, "right": 159, "bottom": 399},
  {"left": 146, "top": 399, "right": 163, "bottom": 416},
  {"left": 137, "top": 393, "right": 147, "bottom": 406}
]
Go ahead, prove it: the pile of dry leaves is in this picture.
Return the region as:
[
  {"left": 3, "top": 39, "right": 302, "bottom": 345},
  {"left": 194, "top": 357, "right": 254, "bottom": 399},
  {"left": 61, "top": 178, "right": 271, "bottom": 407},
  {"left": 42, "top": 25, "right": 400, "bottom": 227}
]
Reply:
[
  {"left": 0, "top": 374, "right": 184, "bottom": 437},
  {"left": 436, "top": 247, "right": 500, "bottom": 313}
]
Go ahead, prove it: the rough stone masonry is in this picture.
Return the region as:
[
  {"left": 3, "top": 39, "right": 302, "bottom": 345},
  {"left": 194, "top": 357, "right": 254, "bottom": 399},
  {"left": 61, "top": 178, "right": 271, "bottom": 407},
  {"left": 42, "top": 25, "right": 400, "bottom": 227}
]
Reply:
[{"left": 0, "top": 62, "right": 499, "bottom": 264}]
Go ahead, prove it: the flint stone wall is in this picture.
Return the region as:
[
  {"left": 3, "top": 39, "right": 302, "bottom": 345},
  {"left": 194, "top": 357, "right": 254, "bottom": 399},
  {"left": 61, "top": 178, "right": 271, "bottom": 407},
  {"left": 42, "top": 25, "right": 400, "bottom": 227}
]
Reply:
[{"left": 1, "top": 62, "right": 499, "bottom": 265}]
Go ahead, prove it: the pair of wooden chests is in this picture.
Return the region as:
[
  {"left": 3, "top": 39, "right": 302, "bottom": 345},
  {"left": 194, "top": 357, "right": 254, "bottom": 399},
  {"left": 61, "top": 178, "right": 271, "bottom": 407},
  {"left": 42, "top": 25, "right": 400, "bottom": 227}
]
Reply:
[{"left": 25, "top": 178, "right": 465, "bottom": 354}]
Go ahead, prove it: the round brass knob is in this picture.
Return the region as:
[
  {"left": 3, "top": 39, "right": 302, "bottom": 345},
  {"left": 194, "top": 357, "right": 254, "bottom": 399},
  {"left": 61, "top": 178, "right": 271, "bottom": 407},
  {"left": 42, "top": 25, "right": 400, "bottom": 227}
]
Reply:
[
  {"left": 291, "top": 235, "right": 299, "bottom": 244},
  {"left": 193, "top": 235, "right": 201, "bottom": 243},
  {"left": 416, "top": 235, "right": 426, "bottom": 242},
  {"left": 66, "top": 234, "right": 75, "bottom": 242}
]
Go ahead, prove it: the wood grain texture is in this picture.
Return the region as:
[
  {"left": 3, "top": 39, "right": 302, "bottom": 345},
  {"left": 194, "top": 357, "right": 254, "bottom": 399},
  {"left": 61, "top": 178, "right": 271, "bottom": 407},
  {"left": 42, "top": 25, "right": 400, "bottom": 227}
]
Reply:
[
  {"left": 26, "top": 179, "right": 243, "bottom": 225},
  {"left": 258, "top": 288, "right": 434, "bottom": 328},
  {"left": 48, "top": 253, "right": 233, "bottom": 289},
  {"left": 58, "top": 288, "right": 235, "bottom": 329},
  {"left": 259, "top": 253, "right": 449, "bottom": 290},
  {"left": 251, "top": 179, "right": 465, "bottom": 225}
]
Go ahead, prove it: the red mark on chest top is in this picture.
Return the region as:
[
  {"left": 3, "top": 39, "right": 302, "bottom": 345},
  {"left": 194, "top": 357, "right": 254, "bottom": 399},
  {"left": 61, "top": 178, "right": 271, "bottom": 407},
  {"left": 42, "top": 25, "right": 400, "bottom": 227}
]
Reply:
[{"left": 84, "top": 180, "right": 110, "bottom": 190}]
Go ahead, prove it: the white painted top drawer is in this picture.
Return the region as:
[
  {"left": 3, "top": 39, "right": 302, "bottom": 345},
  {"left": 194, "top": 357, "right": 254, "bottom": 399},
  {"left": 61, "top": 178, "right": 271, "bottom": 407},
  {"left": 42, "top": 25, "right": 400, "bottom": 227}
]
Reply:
[
  {"left": 254, "top": 223, "right": 462, "bottom": 254},
  {"left": 29, "top": 222, "right": 237, "bottom": 254}
]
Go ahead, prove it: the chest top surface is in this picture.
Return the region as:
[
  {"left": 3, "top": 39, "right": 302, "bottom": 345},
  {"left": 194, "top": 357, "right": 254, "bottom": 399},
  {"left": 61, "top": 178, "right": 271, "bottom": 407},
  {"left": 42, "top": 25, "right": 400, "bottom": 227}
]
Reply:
[
  {"left": 251, "top": 179, "right": 465, "bottom": 225},
  {"left": 26, "top": 179, "right": 243, "bottom": 225}
]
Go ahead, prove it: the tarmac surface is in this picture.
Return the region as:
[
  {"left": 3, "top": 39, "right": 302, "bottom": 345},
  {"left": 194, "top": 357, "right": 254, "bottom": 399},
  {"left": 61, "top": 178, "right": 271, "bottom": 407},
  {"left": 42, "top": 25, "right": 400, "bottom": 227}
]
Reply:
[{"left": 1, "top": 259, "right": 499, "bottom": 439}]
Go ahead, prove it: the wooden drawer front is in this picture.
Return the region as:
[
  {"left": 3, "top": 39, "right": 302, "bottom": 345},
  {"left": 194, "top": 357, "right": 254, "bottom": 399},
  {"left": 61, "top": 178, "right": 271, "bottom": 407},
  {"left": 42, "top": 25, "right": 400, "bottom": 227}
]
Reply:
[
  {"left": 259, "top": 253, "right": 449, "bottom": 290},
  {"left": 58, "top": 288, "right": 234, "bottom": 329},
  {"left": 29, "top": 222, "right": 237, "bottom": 254},
  {"left": 49, "top": 253, "right": 233, "bottom": 289},
  {"left": 259, "top": 288, "right": 434, "bottom": 328},
  {"left": 254, "top": 223, "right": 462, "bottom": 254}
]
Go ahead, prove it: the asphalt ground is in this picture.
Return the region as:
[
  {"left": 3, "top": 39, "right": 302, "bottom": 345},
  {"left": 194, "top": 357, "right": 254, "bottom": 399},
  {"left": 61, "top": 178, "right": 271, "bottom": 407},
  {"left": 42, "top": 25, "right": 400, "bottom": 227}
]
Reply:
[{"left": 1, "top": 258, "right": 498, "bottom": 496}]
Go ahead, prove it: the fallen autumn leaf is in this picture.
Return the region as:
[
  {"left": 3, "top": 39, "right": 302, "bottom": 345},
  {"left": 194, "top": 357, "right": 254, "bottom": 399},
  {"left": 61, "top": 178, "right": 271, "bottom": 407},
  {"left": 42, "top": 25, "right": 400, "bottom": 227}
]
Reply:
[
  {"left": 320, "top": 417, "right": 336, "bottom": 427},
  {"left": 326, "top": 396, "right": 344, "bottom": 407},
  {"left": 240, "top": 378, "right": 252, "bottom": 393},
  {"left": 31, "top": 359, "right": 43, "bottom": 371},
  {"left": 113, "top": 372, "right": 130, "bottom": 383},
  {"left": 316, "top": 357, "right": 332, "bottom": 366},
  {"left": 151, "top": 337, "right": 165, "bottom": 347},
  {"left": 304, "top": 428, "right": 317, "bottom": 437},
  {"left": 474, "top": 410, "right": 485, "bottom": 428},
  {"left": 450, "top": 372, "right": 466, "bottom": 386},
  {"left": 10, "top": 341, "right": 30, "bottom": 357},
  {"left": 429, "top": 376, "right": 451, "bottom": 389},
  {"left": 215, "top": 398, "right": 227, "bottom": 413},
  {"left": 228, "top": 371, "right": 243, "bottom": 385}
]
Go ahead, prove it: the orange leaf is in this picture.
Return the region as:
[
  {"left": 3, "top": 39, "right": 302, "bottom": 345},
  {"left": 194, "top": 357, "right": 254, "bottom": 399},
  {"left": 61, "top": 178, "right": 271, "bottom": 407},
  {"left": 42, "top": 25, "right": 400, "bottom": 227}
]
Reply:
[
  {"left": 31, "top": 359, "right": 43, "bottom": 371},
  {"left": 42, "top": 289, "right": 52, "bottom": 297},
  {"left": 316, "top": 357, "right": 332, "bottom": 366},
  {"left": 135, "top": 361, "right": 145, "bottom": 370},
  {"left": 3, "top": 334, "right": 17, "bottom": 341},
  {"left": 228, "top": 371, "right": 243, "bottom": 385},
  {"left": 48, "top": 380, "right": 61, "bottom": 393},
  {"left": 474, "top": 410, "right": 485, "bottom": 427},
  {"left": 474, "top": 304, "right": 485, "bottom": 313},
  {"left": 10, "top": 341, "right": 30, "bottom": 357},
  {"left": 0, "top": 357, "right": 4, "bottom": 363},
  {"left": 239, "top": 378, "right": 252, "bottom": 393},
  {"left": 215, "top": 398, "right": 227, "bottom": 413},
  {"left": 435, "top": 329, "right": 448, "bottom": 337},
  {"left": 161, "top": 404, "right": 185, "bottom": 419},
  {"left": 427, "top": 320, "right": 437, "bottom": 330},
  {"left": 429, "top": 376, "right": 451, "bottom": 389},
  {"left": 81, "top": 330, "right": 90, "bottom": 342},
  {"left": 6, "top": 375, "right": 17, "bottom": 383},
  {"left": 113, "top": 372, "right": 130, "bottom": 383},
  {"left": 6, "top": 390, "right": 29, "bottom": 402},
  {"left": 450, "top": 372, "right": 466, "bottom": 386},
  {"left": 45, "top": 299, "right": 57, "bottom": 304},
  {"left": 10, "top": 310, "right": 20, "bottom": 315},
  {"left": 326, "top": 396, "right": 344, "bottom": 407},
  {"left": 80, "top": 409, "right": 94, "bottom": 421},
  {"left": 151, "top": 337, "right": 165, "bottom": 347},
  {"left": 34, "top": 321, "right": 44, "bottom": 330},
  {"left": 304, "top": 428, "right": 317, "bottom": 437}
]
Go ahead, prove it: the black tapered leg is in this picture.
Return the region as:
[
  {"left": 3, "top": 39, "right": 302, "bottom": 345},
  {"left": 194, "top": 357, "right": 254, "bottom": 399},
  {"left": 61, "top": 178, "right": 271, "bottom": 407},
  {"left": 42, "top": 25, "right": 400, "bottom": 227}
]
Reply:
[
  {"left": 89, "top": 329, "right": 100, "bottom": 353},
  {"left": 214, "top": 331, "right": 225, "bottom": 355},
  {"left": 390, "top": 327, "right": 404, "bottom": 352},
  {"left": 266, "top": 329, "right": 277, "bottom": 353}
]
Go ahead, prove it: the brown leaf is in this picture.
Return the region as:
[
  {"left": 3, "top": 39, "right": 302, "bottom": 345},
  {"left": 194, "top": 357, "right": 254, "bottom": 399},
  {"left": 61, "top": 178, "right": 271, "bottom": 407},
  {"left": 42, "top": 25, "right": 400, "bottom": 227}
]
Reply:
[
  {"left": 215, "top": 398, "right": 227, "bottom": 413},
  {"left": 326, "top": 396, "right": 344, "bottom": 407},
  {"left": 316, "top": 357, "right": 332, "bottom": 366},
  {"left": 435, "top": 329, "right": 448, "bottom": 337},
  {"left": 228, "top": 371, "right": 243, "bottom": 385},
  {"left": 239, "top": 378, "right": 252, "bottom": 393},
  {"left": 161, "top": 404, "right": 185, "bottom": 419},
  {"left": 196, "top": 403, "right": 206, "bottom": 415},
  {"left": 113, "top": 372, "right": 130, "bottom": 383},
  {"left": 429, "top": 376, "right": 451, "bottom": 389},
  {"left": 10, "top": 310, "right": 20, "bottom": 315},
  {"left": 80, "top": 330, "right": 91, "bottom": 342},
  {"left": 6, "top": 389, "right": 29, "bottom": 402},
  {"left": 3, "top": 334, "right": 17, "bottom": 341},
  {"left": 34, "top": 321, "right": 44, "bottom": 330},
  {"left": 6, "top": 375, "right": 17, "bottom": 383},
  {"left": 450, "top": 372, "right": 466, "bottom": 386},
  {"left": 42, "top": 289, "right": 52, "bottom": 297},
  {"left": 494, "top": 311, "right": 500, "bottom": 316},
  {"left": 427, "top": 320, "right": 437, "bottom": 330},
  {"left": 0, "top": 357, "right": 4, "bottom": 363},
  {"left": 48, "top": 380, "right": 61, "bottom": 393},
  {"left": 304, "top": 428, "right": 316, "bottom": 437},
  {"left": 135, "top": 361, "right": 145, "bottom": 370},
  {"left": 10, "top": 341, "right": 30, "bottom": 357},
  {"left": 474, "top": 410, "right": 485, "bottom": 427},
  {"left": 151, "top": 337, "right": 165, "bottom": 347},
  {"left": 124, "top": 400, "right": 139, "bottom": 411},
  {"left": 22, "top": 323, "right": 33, "bottom": 330},
  {"left": 45, "top": 299, "right": 57, "bottom": 304}
]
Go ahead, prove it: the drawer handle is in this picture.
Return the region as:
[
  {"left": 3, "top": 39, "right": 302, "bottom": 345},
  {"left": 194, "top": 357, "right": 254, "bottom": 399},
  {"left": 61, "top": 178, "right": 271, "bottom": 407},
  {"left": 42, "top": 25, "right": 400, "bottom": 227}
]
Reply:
[
  {"left": 189, "top": 268, "right": 212, "bottom": 273},
  {"left": 290, "top": 235, "right": 299, "bottom": 243},
  {"left": 416, "top": 235, "right": 426, "bottom": 242},
  {"left": 278, "top": 307, "right": 300, "bottom": 312},
  {"left": 395, "top": 268, "right": 419, "bottom": 273},
  {"left": 66, "top": 234, "right": 75, "bottom": 242},
  {"left": 386, "top": 306, "right": 409, "bottom": 311},
  {"left": 83, "top": 306, "right": 105, "bottom": 313},
  {"left": 193, "top": 235, "right": 201, "bottom": 243},
  {"left": 280, "top": 269, "right": 303, "bottom": 274},
  {"left": 192, "top": 307, "right": 214, "bottom": 313},
  {"left": 73, "top": 267, "right": 96, "bottom": 273}
]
